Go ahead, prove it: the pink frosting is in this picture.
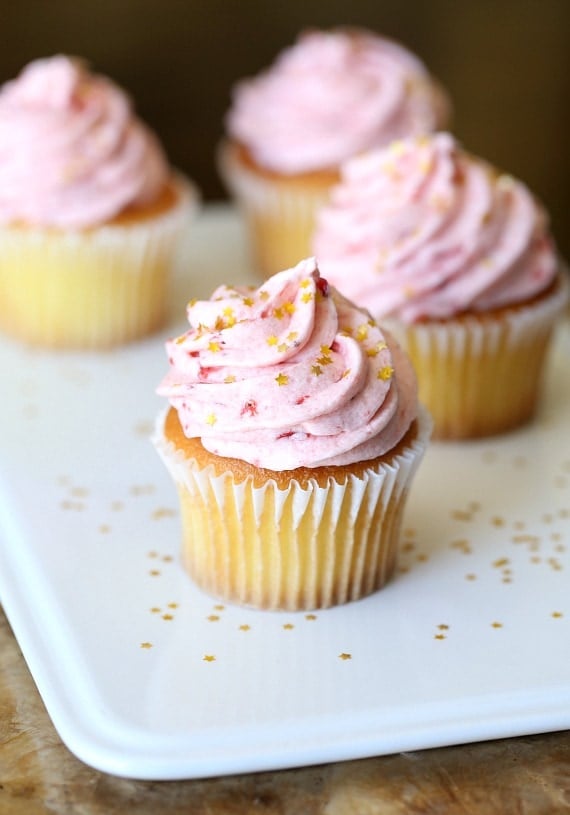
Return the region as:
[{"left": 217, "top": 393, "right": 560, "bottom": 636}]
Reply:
[
  {"left": 226, "top": 29, "right": 449, "bottom": 175},
  {"left": 158, "top": 258, "right": 418, "bottom": 470},
  {"left": 0, "top": 55, "right": 170, "bottom": 228},
  {"left": 314, "top": 133, "right": 558, "bottom": 321}
]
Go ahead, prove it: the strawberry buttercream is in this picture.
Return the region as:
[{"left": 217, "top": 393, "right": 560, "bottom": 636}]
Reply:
[
  {"left": 226, "top": 29, "right": 449, "bottom": 175},
  {"left": 0, "top": 55, "right": 169, "bottom": 228},
  {"left": 314, "top": 133, "right": 558, "bottom": 322},
  {"left": 158, "top": 258, "right": 418, "bottom": 470}
]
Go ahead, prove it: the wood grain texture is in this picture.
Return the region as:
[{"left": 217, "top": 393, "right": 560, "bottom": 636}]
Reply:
[{"left": 1, "top": 608, "right": 570, "bottom": 814}]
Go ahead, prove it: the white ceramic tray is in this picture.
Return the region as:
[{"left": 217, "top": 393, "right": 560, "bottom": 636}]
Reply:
[{"left": 1, "top": 205, "right": 569, "bottom": 781}]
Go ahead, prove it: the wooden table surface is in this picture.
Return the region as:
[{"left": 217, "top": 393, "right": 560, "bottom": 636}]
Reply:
[{"left": 2, "top": 608, "right": 570, "bottom": 814}]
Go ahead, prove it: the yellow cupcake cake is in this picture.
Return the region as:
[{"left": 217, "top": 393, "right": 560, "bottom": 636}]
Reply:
[
  {"left": 219, "top": 28, "right": 450, "bottom": 278},
  {"left": 154, "top": 258, "right": 431, "bottom": 610},
  {"left": 0, "top": 55, "right": 198, "bottom": 349},
  {"left": 314, "top": 133, "right": 569, "bottom": 439}
]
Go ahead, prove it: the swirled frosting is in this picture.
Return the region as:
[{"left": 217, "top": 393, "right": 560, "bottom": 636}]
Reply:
[
  {"left": 314, "top": 133, "right": 558, "bottom": 322},
  {"left": 226, "top": 28, "right": 449, "bottom": 175},
  {"left": 0, "top": 55, "right": 169, "bottom": 228},
  {"left": 158, "top": 258, "right": 418, "bottom": 470}
]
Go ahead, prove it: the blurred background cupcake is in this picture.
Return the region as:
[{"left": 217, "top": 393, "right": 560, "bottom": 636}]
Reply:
[
  {"left": 0, "top": 55, "right": 198, "bottom": 349},
  {"left": 218, "top": 27, "right": 450, "bottom": 279},
  {"left": 314, "top": 132, "right": 568, "bottom": 439},
  {"left": 154, "top": 258, "right": 431, "bottom": 610}
]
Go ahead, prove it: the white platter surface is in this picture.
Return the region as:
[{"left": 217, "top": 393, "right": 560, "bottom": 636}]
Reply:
[{"left": 0, "top": 206, "right": 569, "bottom": 780}]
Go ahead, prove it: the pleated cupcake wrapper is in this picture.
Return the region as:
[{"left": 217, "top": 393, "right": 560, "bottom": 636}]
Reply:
[
  {"left": 383, "top": 272, "right": 569, "bottom": 440},
  {"left": 218, "top": 142, "right": 332, "bottom": 278},
  {"left": 0, "top": 176, "right": 198, "bottom": 349},
  {"left": 154, "top": 406, "right": 431, "bottom": 610}
]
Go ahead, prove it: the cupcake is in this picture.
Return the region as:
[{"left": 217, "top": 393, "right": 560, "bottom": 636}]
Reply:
[
  {"left": 0, "top": 55, "right": 198, "bottom": 349},
  {"left": 154, "top": 258, "right": 431, "bottom": 610},
  {"left": 314, "top": 132, "right": 569, "bottom": 439},
  {"left": 218, "top": 28, "right": 450, "bottom": 278}
]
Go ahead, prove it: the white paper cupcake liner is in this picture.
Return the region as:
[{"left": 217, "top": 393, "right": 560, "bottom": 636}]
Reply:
[
  {"left": 383, "top": 272, "right": 569, "bottom": 439},
  {"left": 153, "top": 405, "right": 432, "bottom": 610}
]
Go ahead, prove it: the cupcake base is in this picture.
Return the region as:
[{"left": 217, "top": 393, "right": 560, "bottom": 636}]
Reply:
[
  {"left": 0, "top": 175, "right": 197, "bottom": 349},
  {"left": 218, "top": 141, "right": 337, "bottom": 279},
  {"left": 384, "top": 272, "right": 569, "bottom": 440},
  {"left": 154, "top": 405, "right": 431, "bottom": 611}
]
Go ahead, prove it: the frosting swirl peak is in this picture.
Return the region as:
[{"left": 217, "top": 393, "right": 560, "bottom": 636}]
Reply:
[
  {"left": 0, "top": 55, "right": 169, "bottom": 228},
  {"left": 158, "top": 259, "right": 418, "bottom": 470},
  {"left": 314, "top": 133, "right": 558, "bottom": 321}
]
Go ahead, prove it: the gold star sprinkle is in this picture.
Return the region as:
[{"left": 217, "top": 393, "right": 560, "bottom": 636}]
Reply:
[
  {"left": 152, "top": 507, "right": 176, "bottom": 520},
  {"left": 207, "top": 615, "right": 220, "bottom": 622},
  {"left": 206, "top": 413, "right": 217, "bottom": 426},
  {"left": 451, "top": 510, "right": 472, "bottom": 522},
  {"left": 305, "top": 614, "right": 317, "bottom": 621},
  {"left": 356, "top": 324, "right": 369, "bottom": 341},
  {"left": 377, "top": 366, "right": 394, "bottom": 381},
  {"left": 208, "top": 341, "right": 221, "bottom": 353},
  {"left": 466, "top": 573, "right": 477, "bottom": 581},
  {"left": 259, "top": 290, "right": 270, "bottom": 301},
  {"left": 278, "top": 343, "right": 288, "bottom": 353},
  {"left": 342, "top": 368, "right": 351, "bottom": 379},
  {"left": 338, "top": 653, "right": 352, "bottom": 660},
  {"left": 552, "top": 612, "right": 563, "bottom": 619},
  {"left": 224, "top": 374, "right": 237, "bottom": 383},
  {"left": 162, "top": 614, "right": 174, "bottom": 621},
  {"left": 287, "top": 331, "right": 299, "bottom": 342},
  {"left": 150, "top": 607, "right": 161, "bottom": 614},
  {"left": 282, "top": 623, "right": 294, "bottom": 630},
  {"left": 437, "top": 624, "right": 449, "bottom": 630},
  {"left": 284, "top": 301, "right": 296, "bottom": 314},
  {"left": 300, "top": 278, "right": 311, "bottom": 288},
  {"left": 243, "top": 297, "right": 254, "bottom": 307},
  {"left": 434, "top": 634, "right": 446, "bottom": 640},
  {"left": 239, "top": 624, "right": 251, "bottom": 631},
  {"left": 214, "top": 605, "right": 225, "bottom": 611},
  {"left": 267, "top": 335, "right": 278, "bottom": 346},
  {"left": 149, "top": 570, "right": 161, "bottom": 577},
  {"left": 203, "top": 655, "right": 216, "bottom": 662},
  {"left": 316, "top": 355, "right": 333, "bottom": 366},
  {"left": 140, "top": 642, "right": 153, "bottom": 649},
  {"left": 273, "top": 306, "right": 284, "bottom": 319},
  {"left": 301, "top": 292, "right": 313, "bottom": 303},
  {"left": 311, "top": 365, "right": 323, "bottom": 377},
  {"left": 366, "top": 341, "right": 387, "bottom": 357},
  {"left": 168, "top": 602, "right": 179, "bottom": 609},
  {"left": 491, "top": 622, "right": 503, "bottom": 629},
  {"left": 275, "top": 373, "right": 289, "bottom": 386}
]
